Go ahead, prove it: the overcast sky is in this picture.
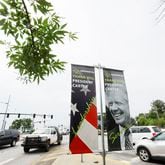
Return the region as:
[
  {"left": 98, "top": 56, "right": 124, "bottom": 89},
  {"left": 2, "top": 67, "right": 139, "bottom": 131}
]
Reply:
[{"left": 0, "top": 0, "right": 165, "bottom": 129}]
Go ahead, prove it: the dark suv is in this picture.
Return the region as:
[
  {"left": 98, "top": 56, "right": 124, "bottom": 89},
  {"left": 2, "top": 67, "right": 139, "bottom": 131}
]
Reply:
[{"left": 0, "top": 129, "right": 20, "bottom": 147}]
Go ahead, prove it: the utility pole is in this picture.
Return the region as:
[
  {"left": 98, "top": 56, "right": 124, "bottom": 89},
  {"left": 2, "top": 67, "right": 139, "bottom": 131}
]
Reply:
[{"left": 1, "top": 95, "right": 11, "bottom": 130}]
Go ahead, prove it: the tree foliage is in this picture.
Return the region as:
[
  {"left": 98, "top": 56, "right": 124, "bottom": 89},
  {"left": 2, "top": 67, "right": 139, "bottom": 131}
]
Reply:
[
  {"left": 136, "top": 99, "right": 165, "bottom": 127},
  {"left": 150, "top": 100, "right": 165, "bottom": 114},
  {"left": 0, "top": 0, "right": 77, "bottom": 83},
  {"left": 10, "top": 119, "right": 22, "bottom": 129},
  {"left": 10, "top": 118, "right": 33, "bottom": 132}
]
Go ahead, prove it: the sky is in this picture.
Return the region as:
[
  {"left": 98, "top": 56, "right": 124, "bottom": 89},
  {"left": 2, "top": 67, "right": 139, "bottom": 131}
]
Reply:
[{"left": 0, "top": 0, "right": 165, "bottom": 129}]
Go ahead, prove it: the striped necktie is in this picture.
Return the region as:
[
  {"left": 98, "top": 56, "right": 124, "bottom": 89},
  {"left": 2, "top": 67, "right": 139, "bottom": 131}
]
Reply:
[{"left": 124, "top": 129, "right": 133, "bottom": 150}]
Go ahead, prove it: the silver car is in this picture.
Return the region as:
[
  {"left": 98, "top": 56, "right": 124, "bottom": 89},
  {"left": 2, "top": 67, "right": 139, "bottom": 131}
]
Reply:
[{"left": 135, "top": 131, "right": 165, "bottom": 162}]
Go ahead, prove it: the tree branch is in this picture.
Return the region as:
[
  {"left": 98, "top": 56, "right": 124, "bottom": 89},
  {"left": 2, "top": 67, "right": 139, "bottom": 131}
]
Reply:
[{"left": 21, "top": 0, "right": 35, "bottom": 47}]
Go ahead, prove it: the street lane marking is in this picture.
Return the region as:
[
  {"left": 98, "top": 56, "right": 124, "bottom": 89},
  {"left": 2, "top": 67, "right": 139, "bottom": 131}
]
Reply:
[
  {"left": 0, "top": 158, "right": 15, "bottom": 165},
  {"left": 41, "top": 157, "right": 57, "bottom": 162},
  {"left": 40, "top": 152, "right": 68, "bottom": 162},
  {"left": 107, "top": 158, "right": 131, "bottom": 165}
]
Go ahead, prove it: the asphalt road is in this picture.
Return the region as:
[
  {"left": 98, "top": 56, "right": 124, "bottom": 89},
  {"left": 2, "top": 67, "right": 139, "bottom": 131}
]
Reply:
[
  {"left": 108, "top": 150, "right": 165, "bottom": 165},
  {"left": 0, "top": 141, "right": 46, "bottom": 165},
  {"left": 0, "top": 135, "right": 165, "bottom": 165},
  {"left": 0, "top": 134, "right": 69, "bottom": 165}
]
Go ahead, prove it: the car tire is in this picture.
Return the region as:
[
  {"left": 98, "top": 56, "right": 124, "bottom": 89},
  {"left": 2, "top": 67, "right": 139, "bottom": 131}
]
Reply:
[
  {"left": 11, "top": 139, "right": 16, "bottom": 147},
  {"left": 57, "top": 140, "right": 61, "bottom": 145},
  {"left": 44, "top": 142, "right": 50, "bottom": 152},
  {"left": 24, "top": 147, "right": 30, "bottom": 153},
  {"left": 138, "top": 147, "right": 151, "bottom": 162}
]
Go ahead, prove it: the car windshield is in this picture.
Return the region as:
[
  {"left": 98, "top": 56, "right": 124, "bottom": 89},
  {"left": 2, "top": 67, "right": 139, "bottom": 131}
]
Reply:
[
  {"left": 33, "top": 128, "right": 50, "bottom": 134},
  {"left": 153, "top": 132, "right": 165, "bottom": 140},
  {"left": 152, "top": 127, "right": 161, "bottom": 132}
]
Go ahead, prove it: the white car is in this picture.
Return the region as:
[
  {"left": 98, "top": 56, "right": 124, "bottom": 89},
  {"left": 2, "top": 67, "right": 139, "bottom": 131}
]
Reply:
[
  {"left": 161, "top": 128, "right": 165, "bottom": 132},
  {"left": 135, "top": 131, "right": 165, "bottom": 162},
  {"left": 130, "top": 125, "right": 161, "bottom": 146}
]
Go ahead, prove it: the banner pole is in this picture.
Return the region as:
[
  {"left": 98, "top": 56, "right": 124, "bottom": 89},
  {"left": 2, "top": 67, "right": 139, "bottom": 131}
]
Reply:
[
  {"left": 97, "top": 64, "right": 106, "bottom": 165},
  {"left": 81, "top": 154, "right": 84, "bottom": 163}
]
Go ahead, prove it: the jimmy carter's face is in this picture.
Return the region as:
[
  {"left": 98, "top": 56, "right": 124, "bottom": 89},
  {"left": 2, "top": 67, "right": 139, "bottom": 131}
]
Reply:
[{"left": 106, "top": 90, "right": 130, "bottom": 126}]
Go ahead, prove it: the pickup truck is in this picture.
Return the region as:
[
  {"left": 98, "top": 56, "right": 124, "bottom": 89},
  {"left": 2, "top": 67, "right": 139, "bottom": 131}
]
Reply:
[
  {"left": 21, "top": 127, "right": 62, "bottom": 153},
  {"left": 0, "top": 129, "right": 20, "bottom": 147}
]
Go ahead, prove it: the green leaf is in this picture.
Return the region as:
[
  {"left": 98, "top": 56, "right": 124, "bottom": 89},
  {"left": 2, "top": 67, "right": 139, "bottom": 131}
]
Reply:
[
  {"left": 0, "top": 2, "right": 8, "bottom": 16},
  {"left": 0, "top": 40, "right": 5, "bottom": 44},
  {"left": 43, "top": 18, "right": 48, "bottom": 25},
  {"left": 61, "top": 23, "right": 67, "bottom": 29},
  {"left": 8, "top": 61, "right": 14, "bottom": 67},
  {"left": 33, "top": 4, "right": 37, "bottom": 13},
  {"left": 0, "top": 19, "right": 5, "bottom": 26}
]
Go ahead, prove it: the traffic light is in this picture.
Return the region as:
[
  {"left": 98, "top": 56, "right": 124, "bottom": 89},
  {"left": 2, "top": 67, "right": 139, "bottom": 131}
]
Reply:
[
  {"left": 6, "top": 113, "right": 9, "bottom": 118},
  {"left": 43, "top": 114, "right": 46, "bottom": 119},
  {"left": 51, "top": 115, "right": 53, "bottom": 119},
  {"left": 33, "top": 114, "right": 36, "bottom": 118},
  {"left": 18, "top": 114, "right": 20, "bottom": 118}
]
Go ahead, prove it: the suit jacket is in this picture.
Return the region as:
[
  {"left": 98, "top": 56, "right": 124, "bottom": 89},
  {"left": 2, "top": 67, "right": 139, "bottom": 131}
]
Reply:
[
  {"left": 107, "top": 125, "right": 121, "bottom": 151},
  {"left": 106, "top": 107, "right": 121, "bottom": 151}
]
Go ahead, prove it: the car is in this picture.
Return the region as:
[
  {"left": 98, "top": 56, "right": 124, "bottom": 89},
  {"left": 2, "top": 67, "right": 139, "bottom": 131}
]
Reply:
[
  {"left": 161, "top": 128, "right": 165, "bottom": 132},
  {"left": 61, "top": 128, "right": 70, "bottom": 135},
  {"left": 135, "top": 131, "right": 165, "bottom": 162},
  {"left": 130, "top": 126, "right": 161, "bottom": 146},
  {"left": 58, "top": 126, "right": 70, "bottom": 135},
  {"left": 0, "top": 129, "right": 20, "bottom": 147},
  {"left": 98, "top": 129, "right": 101, "bottom": 135},
  {"left": 21, "top": 126, "right": 62, "bottom": 153}
]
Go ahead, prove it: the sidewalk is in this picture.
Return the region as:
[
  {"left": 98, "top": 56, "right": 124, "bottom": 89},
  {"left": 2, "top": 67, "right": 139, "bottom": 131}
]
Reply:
[{"left": 52, "top": 152, "right": 131, "bottom": 165}]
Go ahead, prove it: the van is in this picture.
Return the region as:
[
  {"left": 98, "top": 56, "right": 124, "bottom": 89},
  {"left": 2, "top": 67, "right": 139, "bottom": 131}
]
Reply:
[{"left": 130, "top": 126, "right": 161, "bottom": 146}]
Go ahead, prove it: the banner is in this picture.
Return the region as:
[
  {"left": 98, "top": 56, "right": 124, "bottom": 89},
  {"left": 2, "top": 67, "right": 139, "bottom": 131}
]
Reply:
[
  {"left": 103, "top": 68, "right": 133, "bottom": 151},
  {"left": 70, "top": 64, "right": 98, "bottom": 154}
]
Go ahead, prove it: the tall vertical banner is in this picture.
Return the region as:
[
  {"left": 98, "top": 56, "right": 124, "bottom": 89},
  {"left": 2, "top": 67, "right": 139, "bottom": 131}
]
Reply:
[
  {"left": 70, "top": 64, "right": 98, "bottom": 154},
  {"left": 103, "top": 68, "right": 133, "bottom": 151}
]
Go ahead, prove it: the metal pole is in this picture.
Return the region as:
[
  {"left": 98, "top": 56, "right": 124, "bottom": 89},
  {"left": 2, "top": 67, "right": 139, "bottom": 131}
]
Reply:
[
  {"left": 1, "top": 95, "right": 11, "bottom": 130},
  {"left": 81, "top": 154, "right": 84, "bottom": 163},
  {"left": 32, "top": 117, "right": 34, "bottom": 130},
  {"left": 97, "top": 64, "right": 106, "bottom": 165}
]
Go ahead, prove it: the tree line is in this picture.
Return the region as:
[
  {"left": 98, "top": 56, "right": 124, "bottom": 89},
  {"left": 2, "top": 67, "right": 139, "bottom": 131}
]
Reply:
[
  {"left": 10, "top": 118, "right": 34, "bottom": 133},
  {"left": 135, "top": 99, "right": 165, "bottom": 127}
]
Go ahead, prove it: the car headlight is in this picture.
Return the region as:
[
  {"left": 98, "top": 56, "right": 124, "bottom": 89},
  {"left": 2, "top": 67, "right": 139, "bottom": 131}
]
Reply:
[{"left": 40, "top": 136, "right": 48, "bottom": 142}]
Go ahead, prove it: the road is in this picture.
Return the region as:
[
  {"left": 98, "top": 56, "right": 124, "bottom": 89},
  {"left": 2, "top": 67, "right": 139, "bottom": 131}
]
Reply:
[
  {"left": 0, "top": 141, "right": 46, "bottom": 165},
  {"left": 107, "top": 150, "right": 165, "bottom": 165},
  {"left": 0, "top": 135, "right": 69, "bottom": 165},
  {"left": 0, "top": 135, "right": 164, "bottom": 165}
]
